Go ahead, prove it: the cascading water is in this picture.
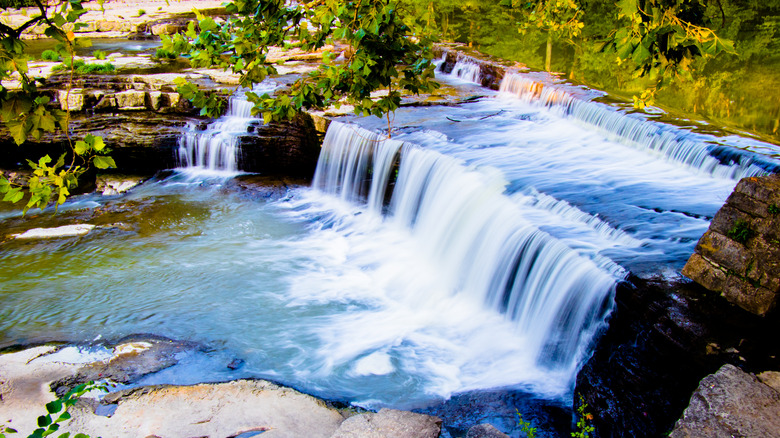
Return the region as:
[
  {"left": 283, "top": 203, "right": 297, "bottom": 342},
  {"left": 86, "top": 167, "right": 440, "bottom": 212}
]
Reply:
[
  {"left": 309, "top": 121, "right": 621, "bottom": 381},
  {"left": 176, "top": 81, "right": 278, "bottom": 176},
  {"left": 498, "top": 72, "right": 776, "bottom": 179},
  {"left": 445, "top": 57, "right": 483, "bottom": 84}
]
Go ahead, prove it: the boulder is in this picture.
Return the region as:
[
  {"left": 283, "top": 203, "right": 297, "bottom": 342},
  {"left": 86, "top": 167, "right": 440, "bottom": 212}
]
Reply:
[
  {"left": 669, "top": 364, "right": 780, "bottom": 438},
  {"left": 466, "top": 423, "right": 510, "bottom": 438},
  {"left": 682, "top": 173, "right": 780, "bottom": 315},
  {"left": 574, "top": 275, "right": 780, "bottom": 437},
  {"left": 330, "top": 408, "right": 442, "bottom": 438}
]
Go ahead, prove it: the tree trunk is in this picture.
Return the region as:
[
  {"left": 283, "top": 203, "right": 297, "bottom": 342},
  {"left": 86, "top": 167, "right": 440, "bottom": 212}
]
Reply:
[{"left": 545, "top": 32, "right": 552, "bottom": 72}]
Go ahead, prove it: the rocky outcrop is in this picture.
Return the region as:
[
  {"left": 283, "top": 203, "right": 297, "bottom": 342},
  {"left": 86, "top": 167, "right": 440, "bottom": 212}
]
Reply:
[
  {"left": 0, "top": 341, "right": 442, "bottom": 438},
  {"left": 682, "top": 174, "right": 780, "bottom": 315},
  {"left": 331, "top": 408, "right": 442, "bottom": 438},
  {"left": 436, "top": 49, "right": 508, "bottom": 90},
  {"left": 669, "top": 364, "right": 780, "bottom": 438},
  {"left": 239, "top": 113, "right": 322, "bottom": 177},
  {"left": 574, "top": 275, "right": 780, "bottom": 437}
]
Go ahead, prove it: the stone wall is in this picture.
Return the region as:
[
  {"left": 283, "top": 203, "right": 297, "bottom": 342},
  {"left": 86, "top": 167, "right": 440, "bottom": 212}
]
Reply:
[{"left": 682, "top": 174, "right": 780, "bottom": 316}]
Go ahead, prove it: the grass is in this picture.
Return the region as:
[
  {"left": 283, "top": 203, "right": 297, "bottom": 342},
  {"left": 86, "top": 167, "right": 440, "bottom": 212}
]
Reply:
[
  {"left": 52, "top": 59, "right": 116, "bottom": 74},
  {"left": 93, "top": 49, "right": 107, "bottom": 60},
  {"left": 40, "top": 49, "right": 61, "bottom": 61}
]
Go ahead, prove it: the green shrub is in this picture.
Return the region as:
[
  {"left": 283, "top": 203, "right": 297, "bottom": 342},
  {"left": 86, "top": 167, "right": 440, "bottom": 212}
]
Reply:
[
  {"left": 93, "top": 49, "right": 107, "bottom": 60},
  {"left": 40, "top": 49, "right": 61, "bottom": 61},
  {"left": 78, "top": 62, "right": 116, "bottom": 74},
  {"left": 137, "top": 9, "right": 146, "bottom": 16},
  {"left": 154, "top": 48, "right": 177, "bottom": 60},
  {"left": 769, "top": 204, "right": 780, "bottom": 215},
  {"left": 52, "top": 60, "right": 116, "bottom": 74}
]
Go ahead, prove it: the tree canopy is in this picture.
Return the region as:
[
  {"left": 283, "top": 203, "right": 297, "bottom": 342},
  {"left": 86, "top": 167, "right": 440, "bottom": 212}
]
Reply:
[{"left": 0, "top": 0, "right": 115, "bottom": 212}]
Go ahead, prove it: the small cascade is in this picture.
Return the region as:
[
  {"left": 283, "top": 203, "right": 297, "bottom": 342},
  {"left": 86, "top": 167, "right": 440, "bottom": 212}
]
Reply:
[
  {"left": 312, "top": 121, "right": 621, "bottom": 377},
  {"left": 448, "top": 57, "right": 483, "bottom": 84},
  {"left": 499, "top": 73, "right": 775, "bottom": 179},
  {"left": 177, "top": 82, "right": 277, "bottom": 176}
]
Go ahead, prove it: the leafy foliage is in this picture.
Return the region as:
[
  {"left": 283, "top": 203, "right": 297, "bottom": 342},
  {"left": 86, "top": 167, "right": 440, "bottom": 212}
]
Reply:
[
  {"left": 52, "top": 59, "right": 115, "bottom": 74},
  {"left": 517, "top": 410, "right": 537, "bottom": 438},
  {"left": 514, "top": 0, "right": 585, "bottom": 42},
  {"left": 153, "top": 48, "right": 177, "bottom": 60},
  {"left": 0, "top": 380, "right": 106, "bottom": 438},
  {"left": 0, "top": 0, "right": 114, "bottom": 212},
  {"left": 571, "top": 394, "right": 595, "bottom": 438},
  {"left": 164, "top": 0, "right": 440, "bottom": 135},
  {"left": 604, "top": 0, "right": 735, "bottom": 108},
  {"left": 727, "top": 219, "right": 754, "bottom": 244}
]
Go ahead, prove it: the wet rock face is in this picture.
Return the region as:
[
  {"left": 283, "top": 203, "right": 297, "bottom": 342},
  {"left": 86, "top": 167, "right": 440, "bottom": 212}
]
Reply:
[
  {"left": 682, "top": 174, "right": 780, "bottom": 315},
  {"left": 669, "top": 364, "right": 780, "bottom": 438},
  {"left": 574, "top": 276, "right": 780, "bottom": 437},
  {"left": 238, "top": 113, "right": 322, "bottom": 178},
  {"left": 438, "top": 49, "right": 507, "bottom": 90},
  {"left": 331, "top": 408, "right": 442, "bottom": 438}
]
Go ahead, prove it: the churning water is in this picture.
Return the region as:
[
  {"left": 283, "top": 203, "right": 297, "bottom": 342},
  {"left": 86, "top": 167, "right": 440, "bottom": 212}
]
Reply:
[{"left": 1, "top": 67, "right": 779, "bottom": 412}]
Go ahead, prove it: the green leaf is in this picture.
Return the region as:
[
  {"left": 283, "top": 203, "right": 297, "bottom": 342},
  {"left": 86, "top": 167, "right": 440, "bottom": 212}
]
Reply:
[
  {"left": 45, "top": 399, "right": 63, "bottom": 414},
  {"left": 92, "top": 155, "right": 116, "bottom": 169},
  {"left": 91, "top": 135, "right": 105, "bottom": 151},
  {"left": 74, "top": 141, "right": 89, "bottom": 155},
  {"left": 37, "top": 415, "right": 52, "bottom": 427},
  {"left": 199, "top": 17, "right": 218, "bottom": 32}
]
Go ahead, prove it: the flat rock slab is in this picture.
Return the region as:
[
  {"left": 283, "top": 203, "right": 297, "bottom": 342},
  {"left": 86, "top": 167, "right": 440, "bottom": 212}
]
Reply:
[
  {"left": 1, "top": 344, "right": 443, "bottom": 438},
  {"left": 11, "top": 224, "right": 96, "bottom": 239},
  {"left": 331, "top": 408, "right": 442, "bottom": 438},
  {"left": 670, "top": 364, "right": 780, "bottom": 438},
  {"left": 66, "top": 380, "right": 346, "bottom": 438}
]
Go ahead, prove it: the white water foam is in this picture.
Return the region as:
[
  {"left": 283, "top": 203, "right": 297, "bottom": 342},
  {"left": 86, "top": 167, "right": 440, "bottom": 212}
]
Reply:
[
  {"left": 176, "top": 81, "right": 279, "bottom": 177},
  {"left": 499, "top": 72, "right": 775, "bottom": 179},
  {"left": 277, "top": 121, "right": 622, "bottom": 401}
]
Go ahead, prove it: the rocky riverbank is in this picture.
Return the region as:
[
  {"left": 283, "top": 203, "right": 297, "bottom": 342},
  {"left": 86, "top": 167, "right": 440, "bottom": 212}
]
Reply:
[
  {"left": 2, "top": 3, "right": 780, "bottom": 437},
  {"left": 0, "top": 337, "right": 444, "bottom": 438}
]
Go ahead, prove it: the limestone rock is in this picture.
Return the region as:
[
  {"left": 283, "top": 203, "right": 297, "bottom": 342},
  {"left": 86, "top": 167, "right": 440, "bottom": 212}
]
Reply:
[
  {"left": 670, "top": 364, "right": 780, "bottom": 438},
  {"left": 330, "top": 408, "right": 442, "bottom": 438},
  {"left": 758, "top": 371, "right": 780, "bottom": 392},
  {"left": 64, "top": 380, "right": 345, "bottom": 438},
  {"left": 97, "top": 176, "right": 145, "bottom": 196},
  {"left": 682, "top": 173, "right": 780, "bottom": 315},
  {"left": 466, "top": 423, "right": 510, "bottom": 438},
  {"left": 114, "top": 90, "right": 147, "bottom": 110},
  {"left": 11, "top": 224, "right": 96, "bottom": 239},
  {"left": 59, "top": 89, "right": 85, "bottom": 111}
]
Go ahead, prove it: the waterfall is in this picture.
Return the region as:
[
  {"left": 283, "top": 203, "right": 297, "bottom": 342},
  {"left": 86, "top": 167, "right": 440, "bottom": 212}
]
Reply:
[
  {"left": 499, "top": 73, "right": 775, "bottom": 179},
  {"left": 448, "top": 58, "right": 483, "bottom": 84},
  {"left": 176, "top": 82, "right": 277, "bottom": 176},
  {"left": 312, "top": 121, "right": 620, "bottom": 377}
]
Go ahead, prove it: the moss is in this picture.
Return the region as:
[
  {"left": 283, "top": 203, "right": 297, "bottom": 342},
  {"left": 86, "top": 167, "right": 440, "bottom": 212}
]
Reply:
[
  {"left": 768, "top": 204, "right": 780, "bottom": 215},
  {"left": 726, "top": 219, "right": 754, "bottom": 244}
]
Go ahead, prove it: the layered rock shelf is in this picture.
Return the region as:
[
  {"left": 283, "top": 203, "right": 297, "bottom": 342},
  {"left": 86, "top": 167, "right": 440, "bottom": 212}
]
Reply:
[{"left": 683, "top": 174, "right": 780, "bottom": 315}]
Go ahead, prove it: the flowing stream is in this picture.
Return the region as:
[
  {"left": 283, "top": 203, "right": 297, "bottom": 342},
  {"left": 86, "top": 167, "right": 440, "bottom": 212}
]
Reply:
[{"left": 1, "top": 64, "right": 779, "bottom": 416}]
